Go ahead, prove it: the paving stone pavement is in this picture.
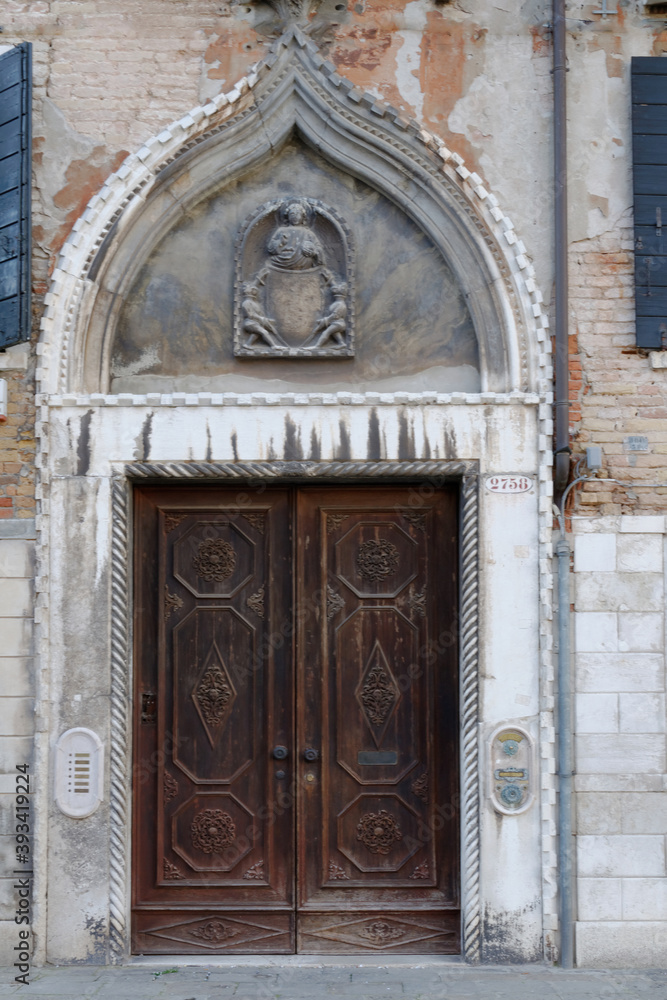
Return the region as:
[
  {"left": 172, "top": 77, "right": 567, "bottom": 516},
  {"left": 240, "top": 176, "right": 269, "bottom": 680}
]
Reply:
[{"left": 1, "top": 962, "right": 666, "bottom": 1000}]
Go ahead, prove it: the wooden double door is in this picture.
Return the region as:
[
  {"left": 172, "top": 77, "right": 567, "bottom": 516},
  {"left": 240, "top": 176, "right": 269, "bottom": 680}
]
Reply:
[{"left": 132, "top": 485, "right": 460, "bottom": 954}]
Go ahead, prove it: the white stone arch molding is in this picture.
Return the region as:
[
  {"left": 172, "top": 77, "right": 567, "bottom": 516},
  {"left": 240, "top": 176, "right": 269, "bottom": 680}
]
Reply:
[
  {"left": 36, "top": 24, "right": 550, "bottom": 398},
  {"left": 107, "top": 460, "right": 480, "bottom": 962}
]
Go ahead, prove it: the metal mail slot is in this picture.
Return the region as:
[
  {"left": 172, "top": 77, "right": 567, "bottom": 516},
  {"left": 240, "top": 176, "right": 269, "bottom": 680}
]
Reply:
[{"left": 358, "top": 750, "right": 398, "bottom": 765}]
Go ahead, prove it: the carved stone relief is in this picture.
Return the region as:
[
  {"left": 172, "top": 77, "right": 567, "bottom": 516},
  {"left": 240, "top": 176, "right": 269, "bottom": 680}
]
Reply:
[
  {"left": 234, "top": 197, "right": 354, "bottom": 358},
  {"left": 112, "top": 140, "right": 480, "bottom": 395}
]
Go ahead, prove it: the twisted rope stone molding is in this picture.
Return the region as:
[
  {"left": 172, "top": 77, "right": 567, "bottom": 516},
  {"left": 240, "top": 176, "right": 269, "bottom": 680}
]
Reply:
[
  {"left": 106, "top": 460, "right": 480, "bottom": 960},
  {"left": 109, "top": 479, "right": 131, "bottom": 963},
  {"left": 460, "top": 474, "right": 481, "bottom": 963},
  {"left": 123, "top": 460, "right": 478, "bottom": 481}
]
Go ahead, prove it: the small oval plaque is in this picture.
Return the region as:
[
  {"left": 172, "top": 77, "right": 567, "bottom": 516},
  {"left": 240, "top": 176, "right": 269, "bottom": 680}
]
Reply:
[
  {"left": 485, "top": 475, "right": 533, "bottom": 494},
  {"left": 54, "top": 728, "right": 104, "bottom": 819}
]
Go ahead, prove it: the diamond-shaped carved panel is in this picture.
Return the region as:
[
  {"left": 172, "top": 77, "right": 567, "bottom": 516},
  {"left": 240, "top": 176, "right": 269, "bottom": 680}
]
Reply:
[
  {"left": 174, "top": 521, "right": 254, "bottom": 598},
  {"left": 335, "top": 521, "right": 417, "bottom": 598},
  {"left": 335, "top": 607, "right": 418, "bottom": 784},
  {"left": 137, "top": 911, "right": 293, "bottom": 954},
  {"left": 173, "top": 608, "right": 256, "bottom": 784},
  {"left": 192, "top": 642, "right": 237, "bottom": 748},
  {"left": 298, "top": 911, "right": 458, "bottom": 954},
  {"left": 355, "top": 639, "right": 400, "bottom": 748}
]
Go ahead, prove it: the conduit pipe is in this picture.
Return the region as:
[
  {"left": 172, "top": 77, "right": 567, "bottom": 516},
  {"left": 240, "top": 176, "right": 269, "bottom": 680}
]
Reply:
[
  {"left": 554, "top": 483, "right": 585, "bottom": 972},
  {"left": 553, "top": 0, "right": 574, "bottom": 969},
  {"left": 554, "top": 0, "right": 570, "bottom": 492}
]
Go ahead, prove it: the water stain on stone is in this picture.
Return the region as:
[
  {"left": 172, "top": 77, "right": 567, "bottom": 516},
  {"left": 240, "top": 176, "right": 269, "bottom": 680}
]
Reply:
[
  {"left": 284, "top": 415, "right": 303, "bottom": 460},
  {"left": 141, "top": 412, "right": 153, "bottom": 460},
  {"left": 336, "top": 419, "right": 351, "bottom": 460},
  {"left": 398, "top": 408, "right": 414, "bottom": 461},
  {"left": 77, "top": 410, "right": 93, "bottom": 477},
  {"left": 309, "top": 427, "right": 321, "bottom": 461},
  {"left": 367, "top": 408, "right": 381, "bottom": 460}
]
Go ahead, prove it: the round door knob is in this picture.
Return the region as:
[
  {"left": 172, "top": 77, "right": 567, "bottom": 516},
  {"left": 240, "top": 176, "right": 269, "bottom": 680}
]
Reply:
[
  {"left": 303, "top": 747, "right": 319, "bottom": 762},
  {"left": 272, "top": 745, "right": 288, "bottom": 760}
]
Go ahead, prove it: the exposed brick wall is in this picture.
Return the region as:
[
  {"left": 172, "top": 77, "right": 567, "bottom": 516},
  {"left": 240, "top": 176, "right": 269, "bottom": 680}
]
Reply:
[
  {"left": 0, "top": 370, "right": 36, "bottom": 520},
  {"left": 569, "top": 230, "right": 667, "bottom": 516}
]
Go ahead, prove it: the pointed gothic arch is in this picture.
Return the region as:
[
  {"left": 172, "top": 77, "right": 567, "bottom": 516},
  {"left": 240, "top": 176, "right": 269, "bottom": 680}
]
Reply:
[{"left": 38, "top": 25, "right": 550, "bottom": 399}]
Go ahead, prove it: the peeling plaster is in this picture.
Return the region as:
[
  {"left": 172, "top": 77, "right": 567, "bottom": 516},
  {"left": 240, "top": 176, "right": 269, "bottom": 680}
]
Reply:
[
  {"left": 395, "top": 1, "right": 428, "bottom": 121},
  {"left": 33, "top": 99, "right": 128, "bottom": 263}
]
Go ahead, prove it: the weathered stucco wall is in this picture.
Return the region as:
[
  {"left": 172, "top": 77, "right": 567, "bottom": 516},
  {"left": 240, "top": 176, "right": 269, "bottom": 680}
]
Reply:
[{"left": 1, "top": 0, "right": 667, "bottom": 514}]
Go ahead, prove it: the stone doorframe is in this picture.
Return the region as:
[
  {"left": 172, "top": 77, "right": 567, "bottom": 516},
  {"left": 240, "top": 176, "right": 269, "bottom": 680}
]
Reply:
[
  {"left": 32, "top": 21, "right": 557, "bottom": 968},
  {"left": 108, "top": 460, "right": 480, "bottom": 962}
]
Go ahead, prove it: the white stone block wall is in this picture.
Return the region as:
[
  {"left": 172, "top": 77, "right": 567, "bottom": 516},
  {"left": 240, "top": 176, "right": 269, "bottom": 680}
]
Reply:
[
  {"left": 0, "top": 526, "right": 35, "bottom": 964},
  {"left": 573, "top": 515, "right": 667, "bottom": 967}
]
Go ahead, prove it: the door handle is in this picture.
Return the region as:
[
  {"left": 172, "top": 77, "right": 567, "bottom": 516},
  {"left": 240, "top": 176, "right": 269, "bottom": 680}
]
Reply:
[
  {"left": 302, "top": 747, "right": 319, "bottom": 762},
  {"left": 272, "top": 745, "right": 288, "bottom": 760}
]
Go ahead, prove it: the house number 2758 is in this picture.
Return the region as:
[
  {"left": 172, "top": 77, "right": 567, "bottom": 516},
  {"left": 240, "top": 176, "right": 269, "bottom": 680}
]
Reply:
[{"left": 485, "top": 476, "right": 533, "bottom": 494}]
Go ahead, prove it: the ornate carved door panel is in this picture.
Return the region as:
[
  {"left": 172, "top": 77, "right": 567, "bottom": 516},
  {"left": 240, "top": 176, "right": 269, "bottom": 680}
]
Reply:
[
  {"left": 296, "top": 488, "right": 460, "bottom": 954},
  {"left": 132, "top": 485, "right": 459, "bottom": 955},
  {"left": 132, "top": 487, "right": 294, "bottom": 954}
]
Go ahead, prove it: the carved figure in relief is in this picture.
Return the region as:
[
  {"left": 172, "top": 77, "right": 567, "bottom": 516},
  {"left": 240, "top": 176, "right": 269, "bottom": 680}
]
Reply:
[
  {"left": 234, "top": 197, "right": 354, "bottom": 357},
  {"left": 310, "top": 282, "right": 348, "bottom": 348},
  {"left": 241, "top": 281, "right": 280, "bottom": 349},
  {"left": 267, "top": 200, "right": 324, "bottom": 271}
]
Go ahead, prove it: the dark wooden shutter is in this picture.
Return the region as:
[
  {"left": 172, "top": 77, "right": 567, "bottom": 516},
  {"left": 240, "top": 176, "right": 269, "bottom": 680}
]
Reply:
[
  {"left": 0, "top": 43, "right": 31, "bottom": 349},
  {"left": 632, "top": 57, "right": 667, "bottom": 349}
]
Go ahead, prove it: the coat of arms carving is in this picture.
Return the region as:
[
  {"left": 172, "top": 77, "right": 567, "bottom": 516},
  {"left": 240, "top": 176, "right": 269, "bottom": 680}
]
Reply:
[{"left": 234, "top": 197, "right": 354, "bottom": 357}]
